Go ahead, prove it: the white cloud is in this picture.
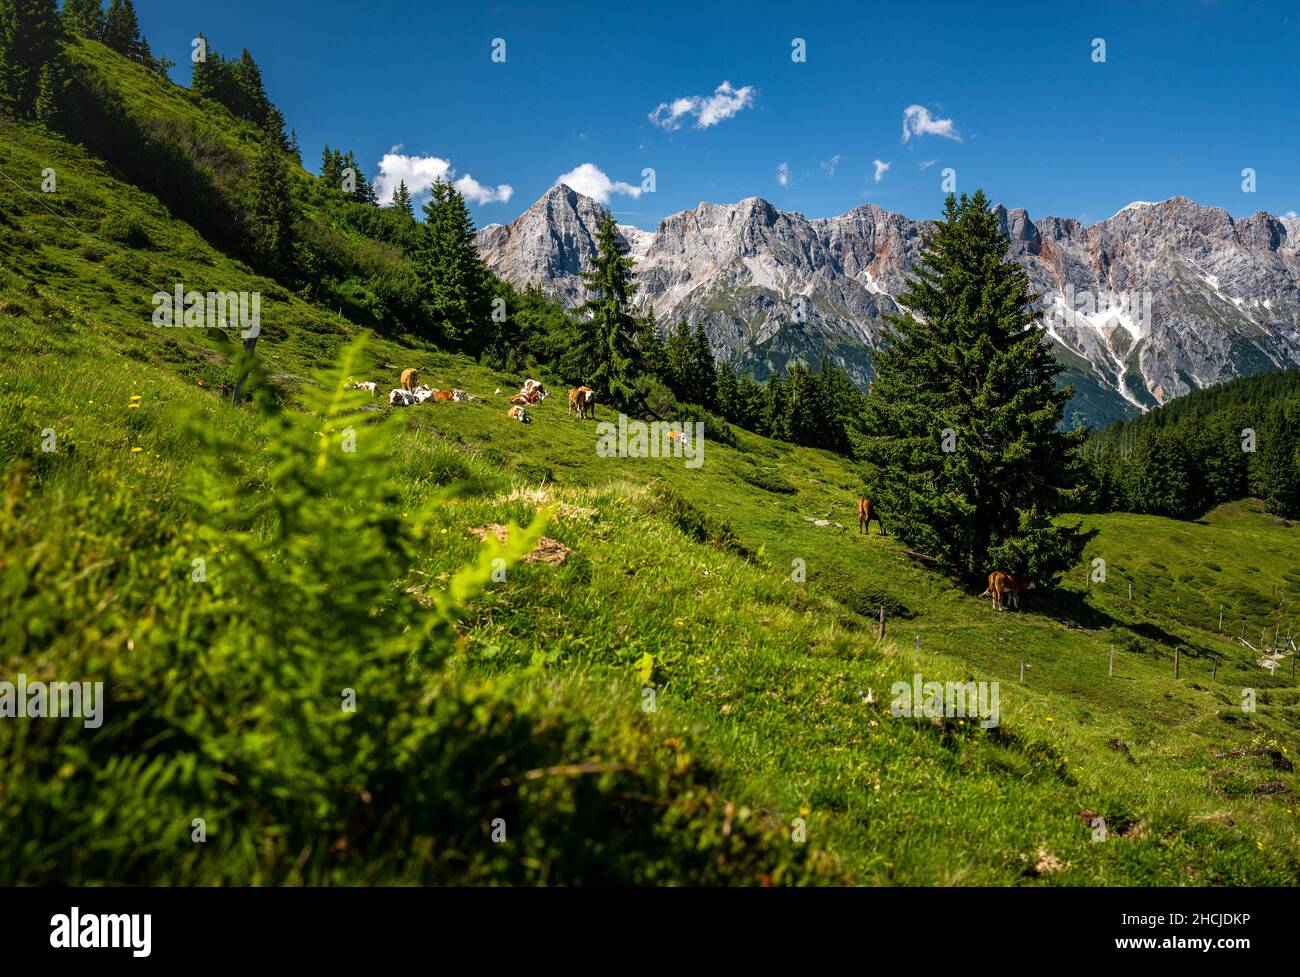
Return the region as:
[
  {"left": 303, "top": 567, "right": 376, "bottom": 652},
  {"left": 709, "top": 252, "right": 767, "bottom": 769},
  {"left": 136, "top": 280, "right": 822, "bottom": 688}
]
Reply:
[
  {"left": 901, "top": 104, "right": 961, "bottom": 143},
  {"left": 873, "top": 159, "right": 891, "bottom": 183},
  {"left": 374, "top": 148, "right": 511, "bottom": 206},
  {"left": 650, "top": 81, "right": 756, "bottom": 130},
  {"left": 821, "top": 154, "right": 845, "bottom": 177},
  {"left": 777, "top": 161, "right": 790, "bottom": 187},
  {"left": 555, "top": 163, "right": 643, "bottom": 204},
  {"left": 455, "top": 174, "right": 513, "bottom": 205},
  {"left": 919, "top": 158, "right": 938, "bottom": 170}
]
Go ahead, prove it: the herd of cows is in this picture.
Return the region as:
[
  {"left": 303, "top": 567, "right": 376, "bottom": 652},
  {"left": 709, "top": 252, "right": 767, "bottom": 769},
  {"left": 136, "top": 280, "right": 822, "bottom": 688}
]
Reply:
[
  {"left": 352, "top": 369, "right": 1035, "bottom": 612},
  {"left": 348, "top": 370, "right": 596, "bottom": 426}
]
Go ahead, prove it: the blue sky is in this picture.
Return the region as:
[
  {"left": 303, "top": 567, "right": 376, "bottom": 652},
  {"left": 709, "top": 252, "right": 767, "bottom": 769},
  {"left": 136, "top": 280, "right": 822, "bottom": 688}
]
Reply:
[{"left": 132, "top": 0, "right": 1300, "bottom": 230}]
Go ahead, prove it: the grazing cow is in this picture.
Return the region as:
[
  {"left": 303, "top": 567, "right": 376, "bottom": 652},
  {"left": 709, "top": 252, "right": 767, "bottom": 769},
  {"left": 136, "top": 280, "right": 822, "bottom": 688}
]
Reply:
[
  {"left": 389, "top": 388, "right": 416, "bottom": 406},
  {"left": 857, "top": 496, "right": 886, "bottom": 535},
  {"left": 400, "top": 368, "right": 420, "bottom": 392},
  {"left": 666, "top": 428, "right": 692, "bottom": 450},
  {"left": 568, "top": 386, "right": 595, "bottom": 419},
  {"left": 979, "top": 571, "right": 1035, "bottom": 611},
  {"left": 1002, "top": 574, "right": 1035, "bottom": 610},
  {"left": 508, "top": 405, "right": 530, "bottom": 423}
]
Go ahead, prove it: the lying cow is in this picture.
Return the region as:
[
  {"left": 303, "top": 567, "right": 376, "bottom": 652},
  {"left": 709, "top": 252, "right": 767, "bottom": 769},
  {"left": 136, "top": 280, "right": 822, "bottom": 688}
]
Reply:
[
  {"left": 508, "top": 404, "right": 530, "bottom": 423},
  {"left": 521, "top": 379, "right": 549, "bottom": 402},
  {"left": 347, "top": 380, "right": 379, "bottom": 395},
  {"left": 413, "top": 385, "right": 436, "bottom": 403},
  {"left": 389, "top": 388, "right": 416, "bottom": 406}
]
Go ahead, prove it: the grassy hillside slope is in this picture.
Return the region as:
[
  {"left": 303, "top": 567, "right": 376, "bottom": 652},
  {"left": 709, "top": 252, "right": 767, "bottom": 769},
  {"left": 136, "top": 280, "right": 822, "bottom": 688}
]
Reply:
[{"left": 1, "top": 43, "right": 1298, "bottom": 885}]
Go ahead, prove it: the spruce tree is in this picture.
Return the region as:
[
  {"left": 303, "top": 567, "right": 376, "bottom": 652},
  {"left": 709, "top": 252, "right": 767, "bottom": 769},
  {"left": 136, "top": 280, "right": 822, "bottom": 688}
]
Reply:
[
  {"left": 689, "top": 322, "right": 717, "bottom": 409},
  {"left": 635, "top": 306, "right": 667, "bottom": 381},
  {"left": 854, "top": 190, "right": 1090, "bottom": 582},
  {"left": 33, "top": 56, "right": 62, "bottom": 127},
  {"left": 247, "top": 120, "right": 295, "bottom": 275},
  {"left": 101, "top": 0, "right": 149, "bottom": 64},
  {"left": 419, "top": 178, "right": 493, "bottom": 351},
  {"left": 0, "top": 0, "right": 62, "bottom": 118},
  {"left": 61, "top": 0, "right": 103, "bottom": 37},
  {"left": 190, "top": 34, "right": 220, "bottom": 100},
  {"left": 392, "top": 179, "right": 414, "bottom": 217},
  {"left": 664, "top": 318, "right": 693, "bottom": 399},
  {"left": 564, "top": 211, "right": 642, "bottom": 407},
  {"left": 320, "top": 144, "right": 341, "bottom": 188},
  {"left": 784, "top": 362, "right": 818, "bottom": 445},
  {"left": 763, "top": 374, "right": 788, "bottom": 440},
  {"left": 716, "top": 361, "right": 738, "bottom": 421},
  {"left": 232, "top": 48, "right": 269, "bottom": 123}
]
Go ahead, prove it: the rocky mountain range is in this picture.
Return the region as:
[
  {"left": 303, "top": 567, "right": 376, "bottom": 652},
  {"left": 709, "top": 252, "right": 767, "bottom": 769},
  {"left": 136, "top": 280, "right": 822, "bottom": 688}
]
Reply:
[{"left": 476, "top": 185, "right": 1300, "bottom": 427}]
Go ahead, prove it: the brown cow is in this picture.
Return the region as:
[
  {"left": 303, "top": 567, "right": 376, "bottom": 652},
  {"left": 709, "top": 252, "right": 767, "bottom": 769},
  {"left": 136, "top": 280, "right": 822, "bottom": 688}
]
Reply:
[
  {"left": 568, "top": 386, "right": 595, "bottom": 419},
  {"left": 400, "top": 368, "right": 420, "bottom": 392},
  {"left": 857, "top": 496, "right": 886, "bottom": 535},
  {"left": 432, "top": 389, "right": 455, "bottom": 402},
  {"left": 507, "top": 392, "right": 530, "bottom": 407},
  {"left": 979, "top": 571, "right": 1035, "bottom": 611}
]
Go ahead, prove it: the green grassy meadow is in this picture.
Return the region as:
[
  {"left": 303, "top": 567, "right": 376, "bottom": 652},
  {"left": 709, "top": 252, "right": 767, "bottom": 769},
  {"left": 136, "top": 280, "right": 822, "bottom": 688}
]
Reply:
[{"left": 1, "top": 40, "right": 1298, "bottom": 885}]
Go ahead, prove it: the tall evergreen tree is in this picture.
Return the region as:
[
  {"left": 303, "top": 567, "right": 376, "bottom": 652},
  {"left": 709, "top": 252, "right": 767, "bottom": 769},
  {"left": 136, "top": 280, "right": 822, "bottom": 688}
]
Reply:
[
  {"left": 854, "top": 190, "right": 1091, "bottom": 582},
  {"left": 101, "top": 0, "right": 149, "bottom": 63},
  {"left": 689, "top": 322, "right": 717, "bottom": 409},
  {"left": 392, "top": 179, "right": 414, "bottom": 217},
  {"left": 61, "top": 0, "right": 103, "bottom": 37},
  {"left": 319, "top": 144, "right": 342, "bottom": 188},
  {"left": 0, "top": 0, "right": 62, "bottom": 118},
  {"left": 232, "top": 48, "right": 269, "bottom": 123},
  {"left": 716, "top": 361, "right": 739, "bottom": 421},
  {"left": 247, "top": 120, "right": 295, "bottom": 275},
  {"left": 33, "top": 55, "right": 63, "bottom": 126},
  {"left": 636, "top": 306, "right": 667, "bottom": 380},
  {"left": 664, "top": 318, "right": 694, "bottom": 397},
  {"left": 418, "top": 178, "right": 493, "bottom": 351},
  {"left": 564, "top": 211, "right": 643, "bottom": 407},
  {"left": 783, "top": 362, "right": 818, "bottom": 445}
]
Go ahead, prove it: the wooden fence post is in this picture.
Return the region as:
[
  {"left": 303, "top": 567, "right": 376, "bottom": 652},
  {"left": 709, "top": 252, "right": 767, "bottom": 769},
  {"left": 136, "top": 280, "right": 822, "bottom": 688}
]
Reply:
[
  {"left": 1174, "top": 647, "right": 1180, "bottom": 680},
  {"left": 878, "top": 605, "right": 885, "bottom": 641},
  {"left": 1218, "top": 606, "right": 1223, "bottom": 631},
  {"left": 1019, "top": 661, "right": 1024, "bottom": 683}
]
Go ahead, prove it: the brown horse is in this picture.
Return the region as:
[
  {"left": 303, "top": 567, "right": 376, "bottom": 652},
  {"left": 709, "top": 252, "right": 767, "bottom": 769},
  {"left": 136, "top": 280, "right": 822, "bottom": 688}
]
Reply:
[{"left": 857, "top": 497, "right": 886, "bottom": 535}]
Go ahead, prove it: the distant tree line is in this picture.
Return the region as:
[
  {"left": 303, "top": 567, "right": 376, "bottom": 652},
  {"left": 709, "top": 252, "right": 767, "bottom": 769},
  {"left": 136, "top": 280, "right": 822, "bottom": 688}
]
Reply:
[{"left": 1082, "top": 370, "right": 1300, "bottom": 519}]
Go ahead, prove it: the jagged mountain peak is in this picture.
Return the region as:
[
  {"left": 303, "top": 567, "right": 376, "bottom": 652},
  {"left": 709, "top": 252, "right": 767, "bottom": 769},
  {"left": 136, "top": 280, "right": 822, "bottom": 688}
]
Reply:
[{"left": 477, "top": 189, "right": 1300, "bottom": 427}]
